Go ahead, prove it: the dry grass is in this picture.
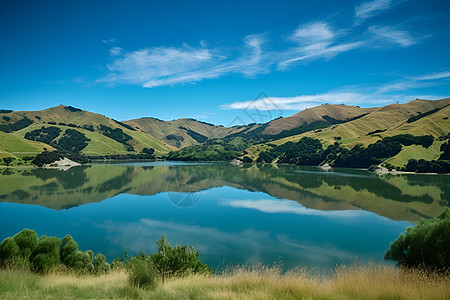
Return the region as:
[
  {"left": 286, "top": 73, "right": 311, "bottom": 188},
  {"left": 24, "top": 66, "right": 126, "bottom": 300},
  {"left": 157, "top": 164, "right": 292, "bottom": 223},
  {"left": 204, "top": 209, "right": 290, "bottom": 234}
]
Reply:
[{"left": 0, "top": 263, "right": 449, "bottom": 299}]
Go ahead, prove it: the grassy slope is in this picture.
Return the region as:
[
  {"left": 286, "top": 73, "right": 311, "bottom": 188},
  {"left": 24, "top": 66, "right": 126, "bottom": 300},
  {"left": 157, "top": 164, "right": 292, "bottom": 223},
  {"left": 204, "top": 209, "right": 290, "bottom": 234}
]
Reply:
[
  {"left": 0, "top": 131, "right": 53, "bottom": 160},
  {"left": 261, "top": 104, "right": 374, "bottom": 136},
  {"left": 3, "top": 105, "right": 175, "bottom": 156},
  {"left": 0, "top": 265, "right": 448, "bottom": 299},
  {"left": 124, "top": 117, "right": 243, "bottom": 149},
  {"left": 246, "top": 98, "right": 450, "bottom": 166}
]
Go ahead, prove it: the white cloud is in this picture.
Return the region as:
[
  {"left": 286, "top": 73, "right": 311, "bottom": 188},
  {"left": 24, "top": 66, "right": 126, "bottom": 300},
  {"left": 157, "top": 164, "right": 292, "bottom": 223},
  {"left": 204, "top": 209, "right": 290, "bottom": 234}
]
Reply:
[
  {"left": 290, "top": 22, "right": 335, "bottom": 43},
  {"left": 222, "top": 70, "right": 449, "bottom": 111},
  {"left": 377, "top": 70, "right": 450, "bottom": 93},
  {"left": 98, "top": 34, "right": 270, "bottom": 88},
  {"left": 222, "top": 92, "right": 387, "bottom": 111},
  {"left": 368, "top": 25, "right": 417, "bottom": 47},
  {"left": 277, "top": 22, "right": 364, "bottom": 69},
  {"left": 413, "top": 71, "right": 450, "bottom": 81},
  {"left": 102, "top": 38, "right": 116, "bottom": 44},
  {"left": 108, "top": 47, "right": 122, "bottom": 56},
  {"left": 97, "top": 12, "right": 424, "bottom": 88},
  {"left": 278, "top": 41, "right": 363, "bottom": 68},
  {"left": 355, "top": 0, "right": 404, "bottom": 24}
]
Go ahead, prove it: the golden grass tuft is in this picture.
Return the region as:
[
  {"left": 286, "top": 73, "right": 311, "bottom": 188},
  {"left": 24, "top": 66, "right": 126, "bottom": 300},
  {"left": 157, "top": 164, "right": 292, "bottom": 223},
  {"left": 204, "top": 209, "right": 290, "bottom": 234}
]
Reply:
[{"left": 1, "top": 263, "right": 449, "bottom": 299}]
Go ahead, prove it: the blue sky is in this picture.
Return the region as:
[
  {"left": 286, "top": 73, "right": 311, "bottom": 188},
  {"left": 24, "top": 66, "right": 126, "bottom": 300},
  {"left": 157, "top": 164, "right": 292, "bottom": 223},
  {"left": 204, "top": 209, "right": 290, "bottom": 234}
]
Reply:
[{"left": 1, "top": 0, "right": 449, "bottom": 125}]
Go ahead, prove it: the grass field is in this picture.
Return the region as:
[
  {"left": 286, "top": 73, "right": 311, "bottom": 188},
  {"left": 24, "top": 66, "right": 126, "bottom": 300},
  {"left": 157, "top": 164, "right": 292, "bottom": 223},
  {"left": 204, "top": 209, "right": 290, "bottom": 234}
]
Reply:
[{"left": 0, "top": 264, "right": 448, "bottom": 299}]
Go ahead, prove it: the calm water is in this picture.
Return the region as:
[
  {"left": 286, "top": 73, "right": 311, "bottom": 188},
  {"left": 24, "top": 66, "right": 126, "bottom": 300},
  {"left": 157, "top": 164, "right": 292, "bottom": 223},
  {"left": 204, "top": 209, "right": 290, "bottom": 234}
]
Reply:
[{"left": 0, "top": 162, "right": 448, "bottom": 271}]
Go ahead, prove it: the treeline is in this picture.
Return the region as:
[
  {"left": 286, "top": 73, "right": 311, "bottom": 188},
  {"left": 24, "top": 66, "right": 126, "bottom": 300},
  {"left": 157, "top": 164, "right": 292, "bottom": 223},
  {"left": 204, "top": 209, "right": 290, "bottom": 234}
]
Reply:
[
  {"left": 0, "top": 229, "right": 211, "bottom": 288},
  {"left": 31, "top": 151, "right": 90, "bottom": 166},
  {"left": 25, "top": 126, "right": 90, "bottom": 153},
  {"left": 0, "top": 116, "right": 33, "bottom": 132},
  {"left": 252, "top": 134, "right": 450, "bottom": 173},
  {"left": 99, "top": 125, "right": 134, "bottom": 151},
  {"left": 165, "top": 138, "right": 254, "bottom": 161},
  {"left": 88, "top": 149, "right": 155, "bottom": 161},
  {"left": 407, "top": 104, "right": 448, "bottom": 123}
]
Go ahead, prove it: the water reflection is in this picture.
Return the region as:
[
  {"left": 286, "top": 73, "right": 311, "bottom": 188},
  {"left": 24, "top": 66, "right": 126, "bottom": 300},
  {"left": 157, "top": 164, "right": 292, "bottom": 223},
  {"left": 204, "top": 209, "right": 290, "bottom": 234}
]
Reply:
[{"left": 0, "top": 162, "right": 448, "bottom": 221}]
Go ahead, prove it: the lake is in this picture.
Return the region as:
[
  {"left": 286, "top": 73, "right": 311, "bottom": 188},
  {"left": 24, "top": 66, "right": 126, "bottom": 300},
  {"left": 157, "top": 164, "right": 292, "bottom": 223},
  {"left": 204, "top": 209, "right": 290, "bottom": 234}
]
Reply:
[{"left": 0, "top": 162, "right": 448, "bottom": 271}]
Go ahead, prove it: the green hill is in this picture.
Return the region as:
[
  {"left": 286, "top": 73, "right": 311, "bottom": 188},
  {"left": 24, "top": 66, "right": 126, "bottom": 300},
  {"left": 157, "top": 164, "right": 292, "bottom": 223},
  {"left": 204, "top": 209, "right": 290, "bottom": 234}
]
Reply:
[
  {"left": 246, "top": 98, "right": 450, "bottom": 169},
  {"left": 124, "top": 117, "right": 244, "bottom": 148},
  {"left": 0, "top": 105, "right": 176, "bottom": 162}
]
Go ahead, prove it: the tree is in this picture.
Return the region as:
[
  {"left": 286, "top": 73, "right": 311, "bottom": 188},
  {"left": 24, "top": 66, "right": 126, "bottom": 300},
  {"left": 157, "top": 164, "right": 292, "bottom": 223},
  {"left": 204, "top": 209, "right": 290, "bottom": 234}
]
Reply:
[
  {"left": 2, "top": 157, "right": 13, "bottom": 166},
  {"left": 385, "top": 207, "right": 450, "bottom": 271},
  {"left": 150, "top": 236, "right": 211, "bottom": 282}
]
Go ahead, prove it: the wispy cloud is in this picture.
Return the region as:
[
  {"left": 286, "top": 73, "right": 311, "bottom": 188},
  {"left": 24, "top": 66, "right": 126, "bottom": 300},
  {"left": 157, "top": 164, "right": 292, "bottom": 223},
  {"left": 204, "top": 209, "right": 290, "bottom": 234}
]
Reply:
[
  {"left": 377, "top": 70, "right": 450, "bottom": 93},
  {"left": 102, "top": 38, "right": 116, "bottom": 44},
  {"left": 98, "top": 34, "right": 271, "bottom": 88},
  {"left": 223, "top": 70, "right": 449, "bottom": 111},
  {"left": 355, "top": 0, "right": 404, "bottom": 24},
  {"left": 108, "top": 47, "right": 122, "bottom": 56},
  {"left": 97, "top": 1, "right": 425, "bottom": 89},
  {"left": 368, "top": 25, "right": 418, "bottom": 47},
  {"left": 277, "top": 22, "right": 364, "bottom": 69}
]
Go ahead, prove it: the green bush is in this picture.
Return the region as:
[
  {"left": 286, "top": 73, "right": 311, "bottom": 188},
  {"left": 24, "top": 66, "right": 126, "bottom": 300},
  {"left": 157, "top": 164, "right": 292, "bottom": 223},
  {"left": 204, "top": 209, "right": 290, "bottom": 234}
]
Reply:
[
  {"left": 13, "top": 229, "right": 38, "bottom": 260},
  {"left": 61, "top": 235, "right": 94, "bottom": 272},
  {"left": 127, "top": 256, "right": 157, "bottom": 289},
  {"left": 385, "top": 207, "right": 450, "bottom": 271},
  {"left": 150, "top": 236, "right": 211, "bottom": 278},
  {"left": 31, "top": 236, "right": 62, "bottom": 273},
  {"left": 0, "top": 237, "right": 20, "bottom": 266},
  {"left": 94, "top": 253, "right": 110, "bottom": 274}
]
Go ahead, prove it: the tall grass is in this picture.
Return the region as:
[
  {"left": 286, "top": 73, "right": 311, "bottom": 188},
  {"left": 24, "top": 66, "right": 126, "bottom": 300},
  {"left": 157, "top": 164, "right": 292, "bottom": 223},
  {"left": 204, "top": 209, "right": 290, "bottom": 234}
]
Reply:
[{"left": 0, "top": 263, "right": 449, "bottom": 299}]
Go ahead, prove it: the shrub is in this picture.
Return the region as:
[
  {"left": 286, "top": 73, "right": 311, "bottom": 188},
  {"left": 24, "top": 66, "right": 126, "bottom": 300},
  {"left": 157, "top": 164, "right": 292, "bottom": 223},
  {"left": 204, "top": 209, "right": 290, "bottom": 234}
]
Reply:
[
  {"left": 31, "top": 236, "right": 62, "bottom": 273},
  {"left": 94, "top": 253, "right": 110, "bottom": 274},
  {"left": 13, "top": 229, "right": 38, "bottom": 260},
  {"left": 0, "top": 238, "right": 20, "bottom": 266},
  {"left": 127, "top": 256, "right": 157, "bottom": 289},
  {"left": 385, "top": 207, "right": 450, "bottom": 271},
  {"left": 150, "top": 236, "right": 211, "bottom": 279}
]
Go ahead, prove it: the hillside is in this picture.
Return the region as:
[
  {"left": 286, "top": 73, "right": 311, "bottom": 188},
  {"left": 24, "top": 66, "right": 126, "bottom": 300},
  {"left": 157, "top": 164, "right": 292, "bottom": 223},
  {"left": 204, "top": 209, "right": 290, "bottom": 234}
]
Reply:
[
  {"left": 246, "top": 98, "right": 450, "bottom": 169},
  {"left": 0, "top": 105, "right": 176, "bottom": 160},
  {"left": 124, "top": 117, "right": 243, "bottom": 148}
]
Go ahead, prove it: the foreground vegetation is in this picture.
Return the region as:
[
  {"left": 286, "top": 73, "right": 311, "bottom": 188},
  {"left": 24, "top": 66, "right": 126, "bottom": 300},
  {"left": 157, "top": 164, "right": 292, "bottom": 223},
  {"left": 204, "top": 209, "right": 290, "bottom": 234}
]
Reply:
[{"left": 0, "top": 263, "right": 449, "bottom": 299}]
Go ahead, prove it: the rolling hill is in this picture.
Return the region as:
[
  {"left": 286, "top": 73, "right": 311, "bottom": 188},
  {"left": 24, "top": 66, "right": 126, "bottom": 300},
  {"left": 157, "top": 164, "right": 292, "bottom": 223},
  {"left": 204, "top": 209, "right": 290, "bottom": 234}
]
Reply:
[
  {"left": 0, "top": 105, "right": 176, "bottom": 160},
  {"left": 123, "top": 117, "right": 244, "bottom": 148},
  {"left": 0, "top": 98, "right": 449, "bottom": 169},
  {"left": 246, "top": 98, "right": 450, "bottom": 168}
]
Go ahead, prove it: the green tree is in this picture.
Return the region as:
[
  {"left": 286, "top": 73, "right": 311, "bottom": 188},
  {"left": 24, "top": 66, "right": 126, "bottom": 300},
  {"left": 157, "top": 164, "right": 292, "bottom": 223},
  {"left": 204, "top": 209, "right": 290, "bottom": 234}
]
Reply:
[
  {"left": 31, "top": 236, "right": 62, "bottom": 273},
  {"left": 94, "top": 253, "right": 110, "bottom": 274},
  {"left": 385, "top": 207, "right": 450, "bottom": 271},
  {"left": 13, "top": 229, "right": 38, "bottom": 260},
  {"left": 0, "top": 237, "right": 20, "bottom": 266},
  {"left": 2, "top": 157, "right": 14, "bottom": 166},
  {"left": 150, "top": 236, "right": 211, "bottom": 281}
]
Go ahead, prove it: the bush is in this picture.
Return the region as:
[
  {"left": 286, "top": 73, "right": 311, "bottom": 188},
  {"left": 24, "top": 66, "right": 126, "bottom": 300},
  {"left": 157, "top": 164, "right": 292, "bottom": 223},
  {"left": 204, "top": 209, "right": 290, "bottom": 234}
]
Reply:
[
  {"left": 0, "top": 238, "right": 20, "bottom": 266},
  {"left": 31, "top": 236, "right": 62, "bottom": 273},
  {"left": 13, "top": 229, "right": 38, "bottom": 260},
  {"left": 127, "top": 256, "right": 157, "bottom": 289},
  {"left": 150, "top": 236, "right": 211, "bottom": 279},
  {"left": 94, "top": 253, "right": 110, "bottom": 274},
  {"left": 385, "top": 207, "right": 450, "bottom": 271}
]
